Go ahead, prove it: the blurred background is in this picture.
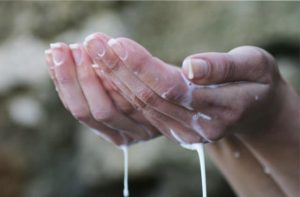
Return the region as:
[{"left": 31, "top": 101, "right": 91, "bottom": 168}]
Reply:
[{"left": 0, "top": 1, "right": 299, "bottom": 197}]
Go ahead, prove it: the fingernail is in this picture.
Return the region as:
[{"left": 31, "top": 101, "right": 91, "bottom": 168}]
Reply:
[
  {"left": 108, "top": 38, "right": 128, "bottom": 60},
  {"left": 184, "top": 58, "right": 209, "bottom": 79},
  {"left": 84, "top": 34, "right": 105, "bottom": 59},
  {"left": 70, "top": 44, "right": 82, "bottom": 65},
  {"left": 50, "top": 43, "right": 65, "bottom": 66}
]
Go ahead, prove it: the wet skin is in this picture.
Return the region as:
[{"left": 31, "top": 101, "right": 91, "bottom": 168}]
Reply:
[{"left": 45, "top": 32, "right": 299, "bottom": 196}]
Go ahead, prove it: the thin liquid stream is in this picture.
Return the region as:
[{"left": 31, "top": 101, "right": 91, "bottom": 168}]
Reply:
[
  {"left": 120, "top": 145, "right": 129, "bottom": 197},
  {"left": 181, "top": 143, "right": 207, "bottom": 197}
]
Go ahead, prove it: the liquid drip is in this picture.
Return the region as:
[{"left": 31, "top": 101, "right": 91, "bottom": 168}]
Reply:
[
  {"left": 181, "top": 143, "right": 207, "bottom": 197},
  {"left": 120, "top": 145, "right": 129, "bottom": 197}
]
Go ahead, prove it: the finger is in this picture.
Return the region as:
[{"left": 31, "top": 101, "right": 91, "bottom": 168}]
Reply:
[
  {"left": 69, "top": 43, "right": 150, "bottom": 141},
  {"left": 45, "top": 49, "right": 69, "bottom": 109},
  {"left": 182, "top": 46, "right": 276, "bottom": 85}
]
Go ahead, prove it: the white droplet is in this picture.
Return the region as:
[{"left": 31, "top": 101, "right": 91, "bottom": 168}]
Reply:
[
  {"left": 255, "top": 96, "right": 259, "bottom": 101},
  {"left": 234, "top": 151, "right": 240, "bottom": 159}
]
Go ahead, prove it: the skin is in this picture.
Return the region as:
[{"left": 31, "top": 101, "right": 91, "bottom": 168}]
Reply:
[{"left": 45, "top": 33, "right": 299, "bottom": 196}]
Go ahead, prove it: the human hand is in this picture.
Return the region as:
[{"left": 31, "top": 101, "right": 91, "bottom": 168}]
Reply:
[
  {"left": 83, "top": 33, "right": 284, "bottom": 144},
  {"left": 45, "top": 43, "right": 160, "bottom": 146}
]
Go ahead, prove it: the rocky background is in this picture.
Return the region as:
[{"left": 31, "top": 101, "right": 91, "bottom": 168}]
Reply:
[{"left": 0, "top": 2, "right": 299, "bottom": 197}]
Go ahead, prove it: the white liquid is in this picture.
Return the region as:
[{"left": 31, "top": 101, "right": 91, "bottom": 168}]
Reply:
[
  {"left": 181, "top": 143, "right": 207, "bottom": 197},
  {"left": 120, "top": 145, "right": 129, "bottom": 197}
]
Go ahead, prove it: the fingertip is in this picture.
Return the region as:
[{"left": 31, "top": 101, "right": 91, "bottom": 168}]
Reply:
[
  {"left": 107, "top": 38, "right": 128, "bottom": 60},
  {"left": 83, "top": 34, "right": 106, "bottom": 61},
  {"left": 83, "top": 33, "right": 98, "bottom": 48},
  {"left": 50, "top": 42, "right": 69, "bottom": 66}
]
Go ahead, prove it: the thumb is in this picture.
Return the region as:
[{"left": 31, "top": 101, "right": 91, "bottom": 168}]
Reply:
[{"left": 182, "top": 46, "right": 277, "bottom": 85}]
